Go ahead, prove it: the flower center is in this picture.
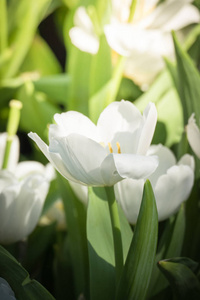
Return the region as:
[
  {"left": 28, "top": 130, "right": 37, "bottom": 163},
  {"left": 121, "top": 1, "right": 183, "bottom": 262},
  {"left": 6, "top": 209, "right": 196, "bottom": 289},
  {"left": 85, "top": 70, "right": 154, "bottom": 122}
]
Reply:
[{"left": 108, "top": 142, "right": 121, "bottom": 154}]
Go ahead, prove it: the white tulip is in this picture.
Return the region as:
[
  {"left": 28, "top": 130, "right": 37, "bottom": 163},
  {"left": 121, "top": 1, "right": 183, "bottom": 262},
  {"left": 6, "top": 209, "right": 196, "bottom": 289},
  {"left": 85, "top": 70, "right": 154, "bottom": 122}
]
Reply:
[
  {"left": 0, "top": 277, "right": 16, "bottom": 300},
  {"left": 0, "top": 133, "right": 55, "bottom": 244},
  {"left": 105, "top": 0, "right": 200, "bottom": 86},
  {"left": 186, "top": 113, "right": 200, "bottom": 159},
  {"left": 115, "top": 144, "right": 195, "bottom": 223},
  {"left": 29, "top": 100, "right": 158, "bottom": 186},
  {"left": 69, "top": 1, "right": 200, "bottom": 86}
]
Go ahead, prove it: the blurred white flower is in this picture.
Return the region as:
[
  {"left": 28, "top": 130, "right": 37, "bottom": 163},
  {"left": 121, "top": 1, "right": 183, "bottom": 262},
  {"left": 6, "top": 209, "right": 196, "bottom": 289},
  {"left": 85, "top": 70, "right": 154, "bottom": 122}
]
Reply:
[
  {"left": 115, "top": 144, "right": 195, "bottom": 223},
  {"left": 69, "top": 6, "right": 99, "bottom": 54},
  {"left": 105, "top": 0, "right": 200, "bottom": 86},
  {"left": 0, "top": 133, "right": 55, "bottom": 244},
  {"left": 69, "top": 1, "right": 200, "bottom": 86},
  {"left": 40, "top": 199, "right": 66, "bottom": 230},
  {"left": 0, "top": 277, "right": 16, "bottom": 300},
  {"left": 186, "top": 113, "right": 200, "bottom": 159},
  {"left": 29, "top": 100, "right": 158, "bottom": 186}
]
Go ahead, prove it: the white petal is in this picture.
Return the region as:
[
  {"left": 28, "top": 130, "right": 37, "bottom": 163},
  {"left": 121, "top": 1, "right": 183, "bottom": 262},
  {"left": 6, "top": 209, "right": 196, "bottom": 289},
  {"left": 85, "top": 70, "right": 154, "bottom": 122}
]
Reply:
[
  {"left": 51, "top": 134, "right": 107, "bottom": 185},
  {"left": 0, "top": 174, "right": 49, "bottom": 244},
  {"left": 147, "top": 144, "right": 176, "bottom": 187},
  {"left": 74, "top": 6, "right": 94, "bottom": 32},
  {"left": 100, "top": 153, "right": 123, "bottom": 186},
  {"left": 0, "top": 277, "right": 16, "bottom": 299},
  {"left": 69, "top": 181, "right": 88, "bottom": 204},
  {"left": 69, "top": 27, "right": 99, "bottom": 54},
  {"left": 136, "top": 103, "right": 157, "bottom": 155},
  {"left": 155, "top": 164, "right": 194, "bottom": 221},
  {"left": 97, "top": 100, "right": 142, "bottom": 144},
  {"left": 178, "top": 154, "right": 195, "bottom": 171},
  {"left": 114, "top": 178, "right": 144, "bottom": 224},
  {"left": 186, "top": 114, "right": 200, "bottom": 159},
  {"left": 28, "top": 132, "right": 77, "bottom": 183},
  {"left": 53, "top": 111, "right": 98, "bottom": 141},
  {"left": 138, "top": 0, "right": 199, "bottom": 30},
  {"left": 113, "top": 153, "right": 159, "bottom": 180}
]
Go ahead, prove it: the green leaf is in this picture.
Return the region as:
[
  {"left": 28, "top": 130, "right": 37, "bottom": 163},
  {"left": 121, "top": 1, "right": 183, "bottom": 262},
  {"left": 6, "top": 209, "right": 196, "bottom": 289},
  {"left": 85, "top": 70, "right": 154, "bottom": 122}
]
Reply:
[
  {"left": 33, "top": 74, "right": 71, "bottom": 105},
  {"left": 2, "top": 0, "right": 52, "bottom": 79},
  {"left": 0, "top": 245, "right": 55, "bottom": 300},
  {"left": 158, "top": 258, "right": 200, "bottom": 300},
  {"left": 87, "top": 186, "right": 133, "bottom": 300},
  {"left": 134, "top": 70, "right": 183, "bottom": 147},
  {"left": 171, "top": 32, "right": 200, "bottom": 125},
  {"left": 17, "top": 81, "right": 59, "bottom": 141},
  {"left": 57, "top": 173, "right": 89, "bottom": 299},
  {"left": 20, "top": 35, "right": 62, "bottom": 76},
  {"left": 149, "top": 204, "right": 186, "bottom": 297},
  {"left": 116, "top": 180, "right": 158, "bottom": 300}
]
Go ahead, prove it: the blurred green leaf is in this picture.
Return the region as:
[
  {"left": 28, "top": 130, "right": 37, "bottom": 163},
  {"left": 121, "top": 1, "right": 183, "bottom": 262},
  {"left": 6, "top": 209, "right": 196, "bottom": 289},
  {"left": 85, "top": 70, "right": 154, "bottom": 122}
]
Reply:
[
  {"left": 135, "top": 70, "right": 183, "bottom": 147},
  {"left": 158, "top": 258, "right": 200, "bottom": 300},
  {"left": 149, "top": 204, "right": 186, "bottom": 297},
  {"left": 17, "top": 81, "right": 59, "bottom": 141},
  {"left": 33, "top": 74, "right": 71, "bottom": 105},
  {"left": 2, "top": 0, "right": 52, "bottom": 79},
  {"left": 57, "top": 173, "right": 89, "bottom": 299},
  {"left": 87, "top": 186, "right": 132, "bottom": 300},
  {"left": 171, "top": 32, "right": 200, "bottom": 124},
  {"left": 116, "top": 180, "right": 158, "bottom": 300},
  {"left": 0, "top": 245, "right": 55, "bottom": 300},
  {"left": 23, "top": 223, "right": 56, "bottom": 272},
  {"left": 20, "top": 35, "right": 62, "bottom": 76}
]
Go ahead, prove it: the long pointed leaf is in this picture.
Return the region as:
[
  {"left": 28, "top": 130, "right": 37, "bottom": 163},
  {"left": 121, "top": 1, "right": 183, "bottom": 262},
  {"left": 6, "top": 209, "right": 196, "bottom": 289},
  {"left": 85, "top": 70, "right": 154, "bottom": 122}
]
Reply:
[{"left": 116, "top": 180, "right": 158, "bottom": 300}]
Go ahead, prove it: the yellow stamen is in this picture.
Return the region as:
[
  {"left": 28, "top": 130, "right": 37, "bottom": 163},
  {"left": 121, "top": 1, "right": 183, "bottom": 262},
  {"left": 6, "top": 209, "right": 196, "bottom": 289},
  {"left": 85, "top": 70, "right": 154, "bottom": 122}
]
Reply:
[
  {"left": 108, "top": 142, "right": 113, "bottom": 153},
  {"left": 116, "top": 142, "right": 121, "bottom": 154}
]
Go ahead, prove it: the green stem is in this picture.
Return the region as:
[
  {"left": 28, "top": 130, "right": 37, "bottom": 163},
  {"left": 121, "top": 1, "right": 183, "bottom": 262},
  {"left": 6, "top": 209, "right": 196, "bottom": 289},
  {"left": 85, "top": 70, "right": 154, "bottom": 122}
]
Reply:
[
  {"left": 128, "top": 0, "right": 137, "bottom": 23},
  {"left": 106, "top": 56, "right": 126, "bottom": 106},
  {"left": 2, "top": 100, "right": 22, "bottom": 169},
  {"left": 0, "top": 0, "right": 8, "bottom": 53},
  {"left": 105, "top": 186, "right": 123, "bottom": 284}
]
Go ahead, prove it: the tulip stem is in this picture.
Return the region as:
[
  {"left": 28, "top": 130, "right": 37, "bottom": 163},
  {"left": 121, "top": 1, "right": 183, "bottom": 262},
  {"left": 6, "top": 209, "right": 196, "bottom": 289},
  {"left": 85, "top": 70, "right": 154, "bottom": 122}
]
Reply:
[
  {"left": 2, "top": 100, "right": 22, "bottom": 169},
  {"left": 105, "top": 186, "right": 123, "bottom": 284}
]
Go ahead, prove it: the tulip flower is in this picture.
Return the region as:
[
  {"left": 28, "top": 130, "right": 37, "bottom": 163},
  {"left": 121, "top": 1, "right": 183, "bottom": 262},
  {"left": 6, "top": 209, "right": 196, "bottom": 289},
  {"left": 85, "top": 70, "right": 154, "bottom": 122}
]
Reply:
[
  {"left": 69, "top": 0, "right": 200, "bottom": 86},
  {"left": 186, "top": 113, "right": 200, "bottom": 159},
  {"left": 0, "top": 133, "right": 54, "bottom": 245},
  {"left": 0, "top": 277, "right": 16, "bottom": 300},
  {"left": 114, "top": 144, "right": 194, "bottom": 223},
  {"left": 28, "top": 100, "right": 158, "bottom": 186}
]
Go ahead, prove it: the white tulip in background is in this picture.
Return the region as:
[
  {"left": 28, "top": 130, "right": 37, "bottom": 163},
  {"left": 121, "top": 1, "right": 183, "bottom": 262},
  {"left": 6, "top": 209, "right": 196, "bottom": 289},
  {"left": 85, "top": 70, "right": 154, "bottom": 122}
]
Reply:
[
  {"left": 29, "top": 100, "right": 158, "bottom": 186},
  {"left": 69, "top": 0, "right": 200, "bottom": 86},
  {"left": 186, "top": 113, "right": 200, "bottom": 159},
  {"left": 0, "top": 277, "right": 16, "bottom": 300},
  {"left": 0, "top": 134, "right": 54, "bottom": 244},
  {"left": 115, "top": 144, "right": 195, "bottom": 223}
]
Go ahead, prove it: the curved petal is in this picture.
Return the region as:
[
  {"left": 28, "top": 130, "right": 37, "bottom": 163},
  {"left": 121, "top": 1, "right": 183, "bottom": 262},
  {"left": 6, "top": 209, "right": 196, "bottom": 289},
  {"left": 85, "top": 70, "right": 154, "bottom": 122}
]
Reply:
[
  {"left": 178, "top": 154, "right": 195, "bottom": 170},
  {"left": 0, "top": 174, "right": 49, "bottom": 244},
  {"left": 136, "top": 102, "right": 157, "bottom": 155},
  {"left": 138, "top": 0, "right": 199, "bottom": 30},
  {"left": 69, "top": 27, "right": 99, "bottom": 54},
  {"left": 53, "top": 111, "right": 98, "bottom": 141},
  {"left": 114, "top": 178, "right": 144, "bottom": 224},
  {"left": 97, "top": 100, "right": 142, "bottom": 143},
  {"left": 69, "top": 181, "right": 88, "bottom": 204},
  {"left": 100, "top": 153, "right": 123, "bottom": 186},
  {"left": 0, "top": 277, "right": 16, "bottom": 299},
  {"left": 186, "top": 114, "right": 200, "bottom": 159},
  {"left": 113, "top": 153, "right": 159, "bottom": 180},
  {"left": 28, "top": 132, "right": 78, "bottom": 183},
  {"left": 155, "top": 164, "right": 194, "bottom": 221},
  {"left": 147, "top": 144, "right": 176, "bottom": 187},
  {"left": 51, "top": 134, "right": 107, "bottom": 186}
]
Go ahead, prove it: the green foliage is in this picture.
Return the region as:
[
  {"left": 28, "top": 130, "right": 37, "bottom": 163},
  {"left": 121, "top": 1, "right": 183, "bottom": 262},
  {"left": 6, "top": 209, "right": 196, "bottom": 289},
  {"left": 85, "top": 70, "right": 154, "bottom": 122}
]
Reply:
[{"left": 0, "top": 245, "right": 55, "bottom": 300}]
